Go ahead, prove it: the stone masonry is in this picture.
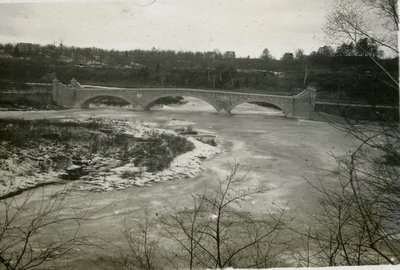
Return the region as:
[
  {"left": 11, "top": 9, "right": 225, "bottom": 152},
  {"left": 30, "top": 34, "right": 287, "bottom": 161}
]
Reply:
[{"left": 53, "top": 78, "right": 316, "bottom": 119}]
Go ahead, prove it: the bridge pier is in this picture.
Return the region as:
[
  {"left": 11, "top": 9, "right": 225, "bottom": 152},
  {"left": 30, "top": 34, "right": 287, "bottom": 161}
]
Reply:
[
  {"left": 217, "top": 109, "right": 231, "bottom": 114},
  {"left": 134, "top": 105, "right": 145, "bottom": 111}
]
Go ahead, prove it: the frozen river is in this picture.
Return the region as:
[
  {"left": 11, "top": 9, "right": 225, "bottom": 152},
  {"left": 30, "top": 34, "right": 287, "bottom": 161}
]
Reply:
[{"left": 0, "top": 98, "right": 358, "bottom": 268}]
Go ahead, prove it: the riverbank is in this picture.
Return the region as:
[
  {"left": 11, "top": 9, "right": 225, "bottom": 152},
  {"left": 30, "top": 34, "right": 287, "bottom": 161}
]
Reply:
[{"left": 0, "top": 118, "right": 220, "bottom": 198}]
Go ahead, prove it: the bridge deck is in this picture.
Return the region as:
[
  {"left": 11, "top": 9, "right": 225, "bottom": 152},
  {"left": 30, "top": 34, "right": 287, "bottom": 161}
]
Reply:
[{"left": 81, "top": 85, "right": 294, "bottom": 99}]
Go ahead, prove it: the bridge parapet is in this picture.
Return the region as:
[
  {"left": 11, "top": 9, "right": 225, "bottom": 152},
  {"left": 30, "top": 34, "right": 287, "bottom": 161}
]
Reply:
[
  {"left": 70, "top": 78, "right": 82, "bottom": 88},
  {"left": 292, "top": 86, "right": 317, "bottom": 119},
  {"left": 53, "top": 78, "right": 77, "bottom": 107}
]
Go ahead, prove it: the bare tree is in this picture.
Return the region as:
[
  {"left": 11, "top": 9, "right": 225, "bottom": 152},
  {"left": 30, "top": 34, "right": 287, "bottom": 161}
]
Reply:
[
  {"left": 122, "top": 164, "right": 287, "bottom": 269},
  {"left": 161, "top": 164, "right": 286, "bottom": 269},
  {"left": 160, "top": 194, "right": 209, "bottom": 270},
  {"left": 121, "top": 214, "right": 160, "bottom": 270},
  {"left": 297, "top": 117, "right": 400, "bottom": 266},
  {"left": 325, "top": 0, "right": 399, "bottom": 115},
  {"left": 260, "top": 48, "right": 274, "bottom": 61},
  {"left": 302, "top": 0, "right": 400, "bottom": 255},
  {"left": 318, "top": 5, "right": 400, "bottom": 265},
  {"left": 325, "top": 0, "right": 398, "bottom": 54},
  {"left": 0, "top": 189, "right": 89, "bottom": 270}
]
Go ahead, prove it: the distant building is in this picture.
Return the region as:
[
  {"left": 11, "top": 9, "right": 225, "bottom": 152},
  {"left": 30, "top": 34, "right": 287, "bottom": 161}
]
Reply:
[
  {"left": 205, "top": 51, "right": 220, "bottom": 59},
  {"left": 16, "top": 42, "right": 34, "bottom": 53},
  {"left": 224, "top": 51, "right": 236, "bottom": 59},
  {"left": 281, "top": 53, "right": 294, "bottom": 62}
]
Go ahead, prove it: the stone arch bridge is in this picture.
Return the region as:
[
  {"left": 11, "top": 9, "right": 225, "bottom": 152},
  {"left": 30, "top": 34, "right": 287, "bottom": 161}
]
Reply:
[{"left": 53, "top": 78, "right": 316, "bottom": 118}]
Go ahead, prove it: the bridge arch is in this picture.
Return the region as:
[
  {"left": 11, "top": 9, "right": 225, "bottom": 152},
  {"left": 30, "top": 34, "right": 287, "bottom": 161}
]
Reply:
[
  {"left": 143, "top": 94, "right": 222, "bottom": 112},
  {"left": 227, "top": 99, "right": 289, "bottom": 115},
  {"left": 77, "top": 94, "right": 134, "bottom": 108}
]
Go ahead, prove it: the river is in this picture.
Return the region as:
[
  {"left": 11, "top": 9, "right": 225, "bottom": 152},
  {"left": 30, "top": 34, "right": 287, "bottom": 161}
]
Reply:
[{"left": 0, "top": 98, "right": 358, "bottom": 268}]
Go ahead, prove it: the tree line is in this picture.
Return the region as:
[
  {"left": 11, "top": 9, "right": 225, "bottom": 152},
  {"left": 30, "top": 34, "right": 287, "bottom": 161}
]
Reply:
[
  {"left": 0, "top": 37, "right": 398, "bottom": 105},
  {"left": 0, "top": 37, "right": 393, "bottom": 70}
]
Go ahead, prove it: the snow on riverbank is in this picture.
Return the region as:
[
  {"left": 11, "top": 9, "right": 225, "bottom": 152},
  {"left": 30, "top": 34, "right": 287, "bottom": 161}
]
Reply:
[
  {"left": 0, "top": 119, "right": 221, "bottom": 197},
  {"left": 75, "top": 119, "right": 220, "bottom": 191},
  {"left": 77, "top": 136, "right": 220, "bottom": 191},
  {"left": 0, "top": 141, "right": 66, "bottom": 199}
]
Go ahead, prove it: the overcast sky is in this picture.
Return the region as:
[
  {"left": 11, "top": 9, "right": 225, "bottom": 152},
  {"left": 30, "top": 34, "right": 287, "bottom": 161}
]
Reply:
[{"left": 0, "top": 0, "right": 335, "bottom": 58}]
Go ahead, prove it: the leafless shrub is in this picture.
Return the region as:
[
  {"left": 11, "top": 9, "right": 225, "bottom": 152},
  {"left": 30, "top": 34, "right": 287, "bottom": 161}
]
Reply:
[
  {"left": 297, "top": 117, "right": 400, "bottom": 266},
  {"left": 121, "top": 215, "right": 160, "bottom": 270},
  {"left": 158, "top": 164, "right": 287, "bottom": 269},
  {"left": 0, "top": 189, "right": 90, "bottom": 270},
  {"left": 301, "top": 1, "right": 400, "bottom": 265}
]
